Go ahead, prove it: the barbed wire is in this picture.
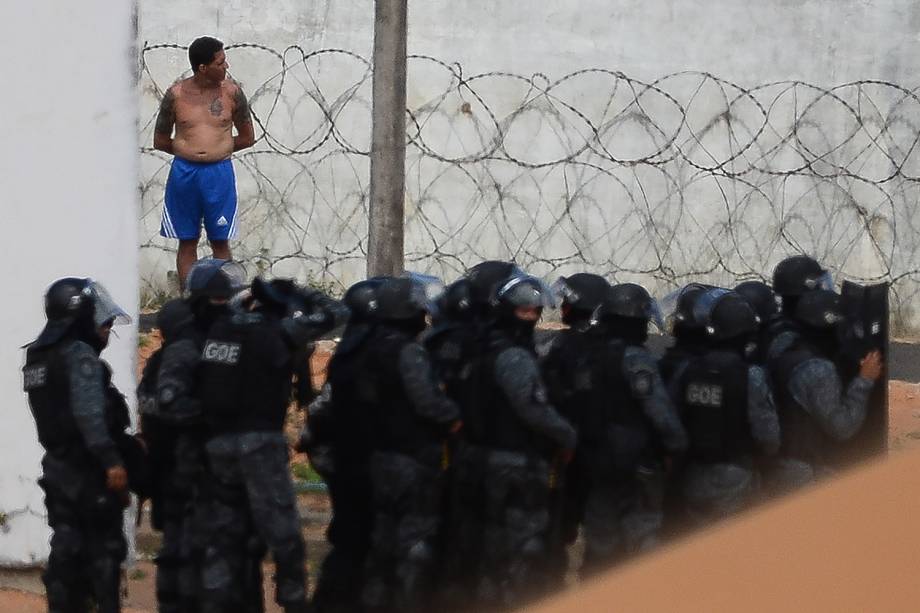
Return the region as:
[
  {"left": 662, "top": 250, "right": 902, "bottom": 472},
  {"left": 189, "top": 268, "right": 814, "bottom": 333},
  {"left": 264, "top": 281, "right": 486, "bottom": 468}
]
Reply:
[{"left": 139, "top": 43, "right": 920, "bottom": 331}]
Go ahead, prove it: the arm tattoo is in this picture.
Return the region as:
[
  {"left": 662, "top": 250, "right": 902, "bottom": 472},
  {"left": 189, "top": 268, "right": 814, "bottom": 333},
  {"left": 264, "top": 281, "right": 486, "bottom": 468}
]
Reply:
[
  {"left": 155, "top": 89, "right": 176, "bottom": 135},
  {"left": 232, "top": 87, "right": 252, "bottom": 126}
]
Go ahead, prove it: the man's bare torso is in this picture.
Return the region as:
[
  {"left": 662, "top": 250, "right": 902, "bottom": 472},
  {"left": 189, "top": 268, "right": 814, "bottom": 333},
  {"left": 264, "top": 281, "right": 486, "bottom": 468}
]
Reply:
[{"left": 169, "top": 78, "right": 240, "bottom": 162}]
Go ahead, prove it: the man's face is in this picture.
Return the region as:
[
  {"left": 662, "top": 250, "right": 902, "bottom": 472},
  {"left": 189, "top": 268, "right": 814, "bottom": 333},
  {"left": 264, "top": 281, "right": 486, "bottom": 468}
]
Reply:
[
  {"left": 200, "top": 49, "right": 228, "bottom": 82},
  {"left": 97, "top": 321, "right": 113, "bottom": 349},
  {"left": 514, "top": 306, "right": 542, "bottom": 322}
]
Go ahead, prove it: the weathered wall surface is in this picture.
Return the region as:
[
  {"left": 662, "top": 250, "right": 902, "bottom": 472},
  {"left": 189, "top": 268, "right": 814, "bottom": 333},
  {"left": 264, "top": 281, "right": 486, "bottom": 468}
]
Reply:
[
  {"left": 0, "top": 3, "right": 139, "bottom": 565},
  {"left": 139, "top": 0, "right": 920, "bottom": 330}
]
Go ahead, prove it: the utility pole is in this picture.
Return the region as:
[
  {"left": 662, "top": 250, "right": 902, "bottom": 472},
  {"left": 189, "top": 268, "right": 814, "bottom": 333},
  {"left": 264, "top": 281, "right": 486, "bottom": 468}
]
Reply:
[{"left": 367, "top": 0, "right": 408, "bottom": 277}]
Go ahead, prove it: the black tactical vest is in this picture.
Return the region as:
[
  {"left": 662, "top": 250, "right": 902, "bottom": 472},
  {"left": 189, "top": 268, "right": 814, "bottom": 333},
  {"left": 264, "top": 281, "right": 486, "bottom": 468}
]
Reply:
[
  {"left": 23, "top": 341, "right": 129, "bottom": 459},
  {"left": 585, "top": 340, "right": 656, "bottom": 472},
  {"left": 363, "top": 328, "right": 444, "bottom": 455},
  {"left": 770, "top": 347, "right": 832, "bottom": 466},
  {"left": 198, "top": 313, "right": 293, "bottom": 433},
  {"left": 678, "top": 350, "right": 752, "bottom": 463},
  {"left": 659, "top": 343, "right": 703, "bottom": 388},
  {"left": 23, "top": 343, "right": 82, "bottom": 453},
  {"left": 137, "top": 348, "right": 164, "bottom": 420},
  {"left": 474, "top": 333, "right": 546, "bottom": 456}
]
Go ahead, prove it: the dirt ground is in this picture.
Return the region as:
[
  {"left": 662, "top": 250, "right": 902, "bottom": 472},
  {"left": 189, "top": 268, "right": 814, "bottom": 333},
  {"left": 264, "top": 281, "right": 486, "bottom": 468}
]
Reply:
[{"left": 3, "top": 336, "right": 918, "bottom": 611}]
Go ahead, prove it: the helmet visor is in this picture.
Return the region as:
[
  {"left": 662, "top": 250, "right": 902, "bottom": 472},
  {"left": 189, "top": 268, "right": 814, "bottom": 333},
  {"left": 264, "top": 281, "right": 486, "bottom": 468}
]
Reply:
[
  {"left": 496, "top": 274, "right": 555, "bottom": 309},
  {"left": 805, "top": 270, "right": 835, "bottom": 292},
  {"left": 86, "top": 281, "right": 131, "bottom": 328},
  {"left": 550, "top": 276, "right": 583, "bottom": 307},
  {"left": 690, "top": 288, "right": 732, "bottom": 330},
  {"left": 401, "top": 271, "right": 446, "bottom": 314}
]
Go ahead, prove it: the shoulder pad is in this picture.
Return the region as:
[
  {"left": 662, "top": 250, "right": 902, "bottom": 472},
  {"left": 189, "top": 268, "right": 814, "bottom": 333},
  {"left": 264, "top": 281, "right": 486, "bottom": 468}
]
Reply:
[
  {"left": 76, "top": 355, "right": 100, "bottom": 380},
  {"left": 623, "top": 346, "right": 657, "bottom": 398}
]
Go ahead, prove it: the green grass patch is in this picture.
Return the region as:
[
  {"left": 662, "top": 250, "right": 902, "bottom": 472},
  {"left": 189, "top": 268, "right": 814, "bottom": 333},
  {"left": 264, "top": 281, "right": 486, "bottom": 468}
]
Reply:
[{"left": 291, "top": 461, "right": 324, "bottom": 484}]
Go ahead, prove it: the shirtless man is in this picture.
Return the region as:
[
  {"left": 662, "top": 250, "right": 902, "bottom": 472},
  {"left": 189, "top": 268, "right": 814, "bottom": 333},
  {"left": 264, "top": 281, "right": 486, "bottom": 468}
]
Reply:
[{"left": 154, "top": 36, "right": 255, "bottom": 288}]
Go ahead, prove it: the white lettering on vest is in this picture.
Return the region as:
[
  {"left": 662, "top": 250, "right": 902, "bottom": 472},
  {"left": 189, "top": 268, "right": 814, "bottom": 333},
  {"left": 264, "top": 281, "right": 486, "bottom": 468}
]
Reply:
[
  {"left": 686, "top": 382, "right": 723, "bottom": 408},
  {"left": 23, "top": 364, "right": 48, "bottom": 390},
  {"left": 202, "top": 341, "right": 242, "bottom": 365}
]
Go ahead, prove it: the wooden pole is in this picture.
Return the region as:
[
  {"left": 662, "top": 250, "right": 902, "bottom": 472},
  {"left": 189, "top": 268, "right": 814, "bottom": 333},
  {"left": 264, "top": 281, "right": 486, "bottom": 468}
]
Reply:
[{"left": 367, "top": 0, "right": 408, "bottom": 277}]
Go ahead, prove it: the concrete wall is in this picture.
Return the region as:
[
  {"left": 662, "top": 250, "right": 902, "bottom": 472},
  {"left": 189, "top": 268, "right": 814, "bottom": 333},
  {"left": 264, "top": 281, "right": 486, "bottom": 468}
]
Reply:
[
  {"left": 0, "top": 3, "right": 139, "bottom": 565},
  {"left": 138, "top": 0, "right": 920, "bottom": 330}
]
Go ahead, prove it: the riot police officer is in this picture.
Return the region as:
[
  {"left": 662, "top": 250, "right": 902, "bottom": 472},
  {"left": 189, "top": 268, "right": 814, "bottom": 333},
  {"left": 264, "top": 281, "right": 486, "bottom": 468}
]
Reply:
[
  {"left": 734, "top": 280, "right": 780, "bottom": 365},
  {"left": 138, "top": 258, "right": 245, "bottom": 613},
  {"left": 675, "top": 290, "right": 780, "bottom": 524},
  {"left": 197, "top": 276, "right": 337, "bottom": 613},
  {"left": 767, "top": 289, "right": 883, "bottom": 492},
  {"left": 540, "top": 273, "right": 611, "bottom": 584},
  {"left": 578, "top": 282, "right": 687, "bottom": 575},
  {"left": 309, "top": 277, "right": 386, "bottom": 613},
  {"left": 23, "top": 278, "right": 135, "bottom": 613},
  {"left": 428, "top": 261, "right": 522, "bottom": 612},
  {"left": 766, "top": 254, "right": 833, "bottom": 361},
  {"left": 349, "top": 275, "right": 459, "bottom": 612},
  {"left": 473, "top": 273, "right": 576, "bottom": 609},
  {"left": 658, "top": 283, "right": 713, "bottom": 385}
]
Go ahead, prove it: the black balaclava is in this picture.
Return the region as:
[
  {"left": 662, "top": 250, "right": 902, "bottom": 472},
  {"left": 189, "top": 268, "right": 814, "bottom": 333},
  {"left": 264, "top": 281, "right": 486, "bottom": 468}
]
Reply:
[
  {"left": 72, "top": 312, "right": 108, "bottom": 354},
  {"left": 799, "top": 323, "right": 840, "bottom": 361},
  {"left": 605, "top": 315, "right": 649, "bottom": 346}
]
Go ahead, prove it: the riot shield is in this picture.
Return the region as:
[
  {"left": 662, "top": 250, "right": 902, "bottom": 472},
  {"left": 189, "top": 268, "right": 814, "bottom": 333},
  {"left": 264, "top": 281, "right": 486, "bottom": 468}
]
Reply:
[{"left": 835, "top": 281, "right": 889, "bottom": 466}]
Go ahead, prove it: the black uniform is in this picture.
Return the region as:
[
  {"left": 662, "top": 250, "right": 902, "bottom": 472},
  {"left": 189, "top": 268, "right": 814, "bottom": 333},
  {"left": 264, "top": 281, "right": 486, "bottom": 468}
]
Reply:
[
  {"left": 676, "top": 349, "right": 780, "bottom": 523},
  {"left": 197, "top": 306, "right": 316, "bottom": 613},
  {"left": 139, "top": 298, "right": 234, "bottom": 613},
  {"left": 767, "top": 342, "right": 873, "bottom": 490},
  {"left": 24, "top": 340, "right": 130, "bottom": 613},
  {"left": 571, "top": 338, "right": 686, "bottom": 575},
  {"left": 475, "top": 327, "right": 576, "bottom": 608},
  {"left": 309, "top": 277, "right": 383, "bottom": 613},
  {"left": 360, "top": 317, "right": 461, "bottom": 612}
]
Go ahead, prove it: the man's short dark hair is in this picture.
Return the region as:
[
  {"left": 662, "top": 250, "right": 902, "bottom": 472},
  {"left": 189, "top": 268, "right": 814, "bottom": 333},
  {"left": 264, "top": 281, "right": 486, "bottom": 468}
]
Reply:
[{"left": 188, "top": 36, "right": 224, "bottom": 72}]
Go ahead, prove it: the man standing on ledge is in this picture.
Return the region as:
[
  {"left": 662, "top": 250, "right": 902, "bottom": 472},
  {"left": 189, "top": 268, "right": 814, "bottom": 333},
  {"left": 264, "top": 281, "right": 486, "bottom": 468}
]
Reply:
[{"left": 154, "top": 36, "right": 255, "bottom": 288}]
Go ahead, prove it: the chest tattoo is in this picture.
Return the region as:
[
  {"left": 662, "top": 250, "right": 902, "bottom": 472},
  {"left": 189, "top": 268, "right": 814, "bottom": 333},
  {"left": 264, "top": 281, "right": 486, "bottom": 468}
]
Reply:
[{"left": 209, "top": 97, "right": 224, "bottom": 117}]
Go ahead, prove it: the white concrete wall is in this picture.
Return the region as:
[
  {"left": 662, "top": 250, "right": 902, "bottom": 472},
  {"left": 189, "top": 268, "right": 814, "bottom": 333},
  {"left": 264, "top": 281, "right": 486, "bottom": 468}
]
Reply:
[
  {"left": 0, "top": 2, "right": 139, "bottom": 566},
  {"left": 137, "top": 0, "right": 920, "bottom": 330}
]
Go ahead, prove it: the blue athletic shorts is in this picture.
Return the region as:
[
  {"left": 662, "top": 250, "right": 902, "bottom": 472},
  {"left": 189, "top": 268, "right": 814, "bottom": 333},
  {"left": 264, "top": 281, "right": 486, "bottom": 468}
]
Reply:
[{"left": 160, "top": 157, "right": 238, "bottom": 241}]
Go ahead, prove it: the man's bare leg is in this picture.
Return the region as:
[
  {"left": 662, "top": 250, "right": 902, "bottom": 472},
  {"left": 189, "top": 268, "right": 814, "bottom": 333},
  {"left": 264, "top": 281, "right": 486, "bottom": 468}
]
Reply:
[
  {"left": 177, "top": 239, "right": 199, "bottom": 290},
  {"left": 210, "top": 239, "right": 231, "bottom": 261}
]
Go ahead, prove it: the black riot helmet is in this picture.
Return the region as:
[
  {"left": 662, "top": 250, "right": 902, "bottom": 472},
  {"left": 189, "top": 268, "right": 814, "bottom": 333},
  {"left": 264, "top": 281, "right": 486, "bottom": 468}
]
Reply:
[
  {"left": 703, "top": 292, "right": 759, "bottom": 343},
  {"left": 377, "top": 277, "right": 428, "bottom": 321},
  {"left": 734, "top": 280, "right": 779, "bottom": 326},
  {"left": 186, "top": 258, "right": 247, "bottom": 302},
  {"left": 598, "top": 283, "right": 660, "bottom": 321},
  {"left": 552, "top": 273, "right": 610, "bottom": 327},
  {"left": 32, "top": 278, "right": 131, "bottom": 349},
  {"left": 156, "top": 298, "right": 195, "bottom": 342},
  {"left": 772, "top": 255, "right": 833, "bottom": 299},
  {"left": 465, "top": 260, "right": 520, "bottom": 314},
  {"left": 593, "top": 283, "right": 661, "bottom": 345},
  {"left": 250, "top": 276, "right": 298, "bottom": 317},
  {"left": 337, "top": 277, "right": 386, "bottom": 355},
  {"left": 343, "top": 277, "right": 386, "bottom": 323},
  {"left": 375, "top": 275, "right": 442, "bottom": 337},
  {"left": 660, "top": 283, "right": 715, "bottom": 345},
  {"left": 435, "top": 278, "right": 474, "bottom": 325},
  {"left": 492, "top": 274, "right": 550, "bottom": 344}
]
